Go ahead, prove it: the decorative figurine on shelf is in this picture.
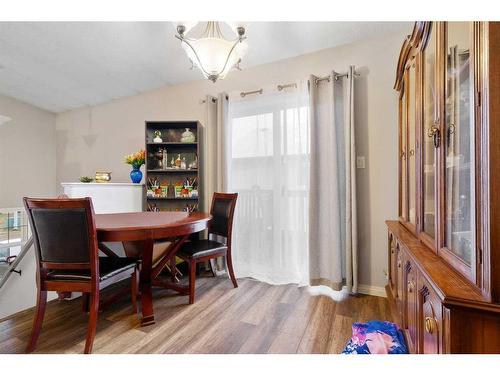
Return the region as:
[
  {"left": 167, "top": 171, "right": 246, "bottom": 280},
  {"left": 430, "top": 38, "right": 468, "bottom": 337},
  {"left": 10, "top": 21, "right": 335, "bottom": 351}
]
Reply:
[
  {"left": 189, "top": 154, "right": 198, "bottom": 170},
  {"left": 168, "top": 180, "right": 175, "bottom": 198},
  {"left": 174, "top": 184, "right": 183, "bottom": 198},
  {"left": 170, "top": 156, "right": 175, "bottom": 169},
  {"left": 95, "top": 171, "right": 111, "bottom": 183},
  {"left": 162, "top": 148, "right": 168, "bottom": 170},
  {"left": 124, "top": 149, "right": 145, "bottom": 183},
  {"left": 153, "top": 130, "right": 163, "bottom": 143},
  {"left": 175, "top": 154, "right": 182, "bottom": 169},
  {"left": 181, "top": 128, "right": 196, "bottom": 143},
  {"left": 154, "top": 149, "right": 164, "bottom": 170},
  {"left": 79, "top": 176, "right": 94, "bottom": 183},
  {"left": 181, "top": 156, "right": 187, "bottom": 170}
]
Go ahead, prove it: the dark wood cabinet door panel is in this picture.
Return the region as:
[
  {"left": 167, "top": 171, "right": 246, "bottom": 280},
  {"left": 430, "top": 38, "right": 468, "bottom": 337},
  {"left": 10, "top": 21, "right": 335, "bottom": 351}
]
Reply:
[
  {"left": 389, "top": 232, "right": 398, "bottom": 293},
  {"left": 418, "top": 276, "right": 442, "bottom": 354},
  {"left": 396, "top": 244, "right": 405, "bottom": 317},
  {"left": 404, "top": 260, "right": 418, "bottom": 353}
]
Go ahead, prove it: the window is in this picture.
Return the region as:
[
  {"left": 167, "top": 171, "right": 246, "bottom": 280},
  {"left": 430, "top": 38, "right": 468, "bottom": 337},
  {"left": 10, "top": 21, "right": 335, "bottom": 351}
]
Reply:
[
  {"left": 0, "top": 208, "right": 30, "bottom": 274},
  {"left": 226, "top": 86, "right": 310, "bottom": 285}
]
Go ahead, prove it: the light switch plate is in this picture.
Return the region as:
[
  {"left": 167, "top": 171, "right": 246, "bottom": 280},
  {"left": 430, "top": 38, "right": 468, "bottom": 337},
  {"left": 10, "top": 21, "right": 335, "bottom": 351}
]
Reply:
[{"left": 356, "top": 156, "right": 366, "bottom": 169}]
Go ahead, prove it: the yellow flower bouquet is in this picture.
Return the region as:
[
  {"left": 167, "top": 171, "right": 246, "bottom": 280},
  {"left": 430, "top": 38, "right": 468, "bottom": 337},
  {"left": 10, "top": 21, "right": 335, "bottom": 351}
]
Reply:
[
  {"left": 124, "top": 149, "right": 146, "bottom": 168},
  {"left": 125, "top": 149, "right": 145, "bottom": 183}
]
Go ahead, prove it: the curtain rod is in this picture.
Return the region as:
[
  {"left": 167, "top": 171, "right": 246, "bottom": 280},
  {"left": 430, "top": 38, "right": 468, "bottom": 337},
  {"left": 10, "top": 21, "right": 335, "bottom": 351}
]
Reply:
[
  {"left": 315, "top": 70, "right": 360, "bottom": 85},
  {"left": 238, "top": 69, "right": 360, "bottom": 97},
  {"left": 240, "top": 81, "right": 298, "bottom": 97},
  {"left": 277, "top": 83, "right": 297, "bottom": 91},
  {"left": 240, "top": 88, "right": 263, "bottom": 98},
  {"left": 200, "top": 96, "right": 218, "bottom": 104}
]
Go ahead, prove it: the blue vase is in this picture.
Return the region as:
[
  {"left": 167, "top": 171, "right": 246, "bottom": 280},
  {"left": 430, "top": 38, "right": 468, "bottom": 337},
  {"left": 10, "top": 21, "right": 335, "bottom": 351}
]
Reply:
[{"left": 130, "top": 165, "right": 143, "bottom": 184}]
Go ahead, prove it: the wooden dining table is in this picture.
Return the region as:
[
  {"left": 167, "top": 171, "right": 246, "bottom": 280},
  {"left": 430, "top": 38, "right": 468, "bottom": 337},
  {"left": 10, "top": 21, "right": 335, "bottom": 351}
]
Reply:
[{"left": 95, "top": 211, "right": 212, "bottom": 326}]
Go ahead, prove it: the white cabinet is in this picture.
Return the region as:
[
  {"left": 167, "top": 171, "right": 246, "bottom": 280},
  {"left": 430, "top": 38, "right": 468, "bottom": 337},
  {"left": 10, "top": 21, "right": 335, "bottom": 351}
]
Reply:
[{"left": 61, "top": 183, "right": 144, "bottom": 214}]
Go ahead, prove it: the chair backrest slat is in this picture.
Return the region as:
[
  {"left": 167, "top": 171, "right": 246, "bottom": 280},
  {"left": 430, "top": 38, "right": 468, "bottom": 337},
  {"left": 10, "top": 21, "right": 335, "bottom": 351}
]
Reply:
[
  {"left": 209, "top": 193, "right": 238, "bottom": 239},
  {"left": 24, "top": 197, "right": 98, "bottom": 272},
  {"left": 31, "top": 208, "right": 90, "bottom": 263}
]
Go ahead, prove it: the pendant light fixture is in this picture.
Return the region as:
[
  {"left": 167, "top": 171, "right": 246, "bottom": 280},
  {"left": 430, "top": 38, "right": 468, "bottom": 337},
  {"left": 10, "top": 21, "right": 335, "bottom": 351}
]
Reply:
[{"left": 175, "top": 22, "right": 247, "bottom": 82}]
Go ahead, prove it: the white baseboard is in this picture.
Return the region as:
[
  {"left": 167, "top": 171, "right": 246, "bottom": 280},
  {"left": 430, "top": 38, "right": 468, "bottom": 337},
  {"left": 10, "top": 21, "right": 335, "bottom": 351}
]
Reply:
[
  {"left": 309, "top": 284, "right": 387, "bottom": 299},
  {"left": 357, "top": 284, "right": 387, "bottom": 298}
]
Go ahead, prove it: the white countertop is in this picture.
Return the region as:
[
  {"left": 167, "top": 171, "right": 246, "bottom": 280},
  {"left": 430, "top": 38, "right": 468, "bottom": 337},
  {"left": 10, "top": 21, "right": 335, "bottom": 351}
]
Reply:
[{"left": 61, "top": 182, "right": 144, "bottom": 187}]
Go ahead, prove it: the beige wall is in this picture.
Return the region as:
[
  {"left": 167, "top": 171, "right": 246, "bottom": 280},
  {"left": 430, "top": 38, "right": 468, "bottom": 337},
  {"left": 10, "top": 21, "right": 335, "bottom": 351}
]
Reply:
[
  {"left": 0, "top": 94, "right": 57, "bottom": 319},
  {"left": 0, "top": 94, "right": 56, "bottom": 208},
  {"left": 56, "top": 30, "right": 406, "bottom": 288}
]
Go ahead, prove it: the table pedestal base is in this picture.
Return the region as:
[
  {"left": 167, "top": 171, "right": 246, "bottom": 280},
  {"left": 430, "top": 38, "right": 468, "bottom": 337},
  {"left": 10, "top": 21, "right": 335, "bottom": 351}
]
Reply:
[
  {"left": 128, "top": 235, "right": 190, "bottom": 326},
  {"left": 152, "top": 278, "right": 189, "bottom": 295}
]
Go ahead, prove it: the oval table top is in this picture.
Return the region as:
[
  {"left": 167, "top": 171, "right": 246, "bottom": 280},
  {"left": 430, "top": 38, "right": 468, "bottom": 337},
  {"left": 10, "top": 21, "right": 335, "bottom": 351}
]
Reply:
[{"left": 95, "top": 211, "right": 212, "bottom": 241}]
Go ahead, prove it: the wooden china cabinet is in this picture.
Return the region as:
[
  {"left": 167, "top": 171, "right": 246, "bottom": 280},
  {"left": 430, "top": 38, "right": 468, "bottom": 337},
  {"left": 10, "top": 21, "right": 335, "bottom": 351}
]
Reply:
[{"left": 387, "top": 21, "right": 500, "bottom": 353}]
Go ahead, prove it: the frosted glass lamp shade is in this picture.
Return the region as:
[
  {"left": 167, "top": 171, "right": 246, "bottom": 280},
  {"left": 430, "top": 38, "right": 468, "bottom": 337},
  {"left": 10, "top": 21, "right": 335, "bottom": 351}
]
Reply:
[
  {"left": 176, "top": 21, "right": 247, "bottom": 82},
  {"left": 182, "top": 38, "right": 247, "bottom": 81}
]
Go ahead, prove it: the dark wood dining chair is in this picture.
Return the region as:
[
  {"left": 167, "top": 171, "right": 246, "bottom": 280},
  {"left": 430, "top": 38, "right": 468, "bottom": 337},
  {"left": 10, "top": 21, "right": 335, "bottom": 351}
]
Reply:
[
  {"left": 23, "top": 197, "right": 139, "bottom": 354},
  {"left": 177, "top": 192, "right": 238, "bottom": 304}
]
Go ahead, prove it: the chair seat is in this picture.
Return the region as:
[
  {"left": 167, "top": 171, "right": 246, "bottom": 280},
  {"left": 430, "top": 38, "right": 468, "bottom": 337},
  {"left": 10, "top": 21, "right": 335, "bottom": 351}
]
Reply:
[
  {"left": 177, "top": 240, "right": 227, "bottom": 259},
  {"left": 46, "top": 257, "right": 138, "bottom": 281}
]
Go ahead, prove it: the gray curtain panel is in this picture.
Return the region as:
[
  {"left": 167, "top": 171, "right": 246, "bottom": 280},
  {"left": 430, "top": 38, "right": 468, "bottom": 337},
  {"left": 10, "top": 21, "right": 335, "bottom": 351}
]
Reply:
[
  {"left": 204, "top": 94, "right": 218, "bottom": 212},
  {"left": 205, "top": 93, "right": 229, "bottom": 272},
  {"left": 204, "top": 93, "right": 229, "bottom": 211},
  {"left": 308, "top": 68, "right": 358, "bottom": 293},
  {"left": 216, "top": 93, "right": 229, "bottom": 192},
  {"left": 344, "top": 66, "right": 358, "bottom": 294}
]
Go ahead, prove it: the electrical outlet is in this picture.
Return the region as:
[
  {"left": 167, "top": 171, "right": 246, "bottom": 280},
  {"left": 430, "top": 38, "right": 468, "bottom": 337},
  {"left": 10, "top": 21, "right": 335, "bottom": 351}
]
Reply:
[{"left": 356, "top": 156, "right": 366, "bottom": 169}]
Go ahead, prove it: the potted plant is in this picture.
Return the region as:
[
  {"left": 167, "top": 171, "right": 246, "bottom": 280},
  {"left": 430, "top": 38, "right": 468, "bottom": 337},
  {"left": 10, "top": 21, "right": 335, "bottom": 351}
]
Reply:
[{"left": 124, "top": 149, "right": 145, "bottom": 183}]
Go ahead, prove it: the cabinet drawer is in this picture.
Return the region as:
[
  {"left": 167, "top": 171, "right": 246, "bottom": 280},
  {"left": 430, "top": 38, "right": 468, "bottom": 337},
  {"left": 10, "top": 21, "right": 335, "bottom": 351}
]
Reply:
[{"left": 418, "top": 276, "right": 442, "bottom": 354}]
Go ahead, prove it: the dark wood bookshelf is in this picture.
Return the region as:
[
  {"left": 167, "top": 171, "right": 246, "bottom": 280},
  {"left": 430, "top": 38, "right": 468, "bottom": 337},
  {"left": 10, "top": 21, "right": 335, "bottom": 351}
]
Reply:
[
  {"left": 145, "top": 121, "right": 202, "bottom": 213},
  {"left": 147, "top": 197, "right": 198, "bottom": 201},
  {"left": 146, "top": 142, "right": 198, "bottom": 146},
  {"left": 147, "top": 169, "right": 198, "bottom": 173}
]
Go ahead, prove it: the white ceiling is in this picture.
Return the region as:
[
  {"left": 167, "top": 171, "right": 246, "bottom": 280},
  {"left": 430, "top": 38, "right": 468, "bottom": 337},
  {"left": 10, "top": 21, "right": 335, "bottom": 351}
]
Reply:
[{"left": 0, "top": 22, "right": 411, "bottom": 113}]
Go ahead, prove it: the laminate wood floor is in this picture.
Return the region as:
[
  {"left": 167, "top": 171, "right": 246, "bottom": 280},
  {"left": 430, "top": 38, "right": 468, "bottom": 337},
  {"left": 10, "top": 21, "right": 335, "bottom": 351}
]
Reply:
[{"left": 0, "top": 276, "right": 392, "bottom": 354}]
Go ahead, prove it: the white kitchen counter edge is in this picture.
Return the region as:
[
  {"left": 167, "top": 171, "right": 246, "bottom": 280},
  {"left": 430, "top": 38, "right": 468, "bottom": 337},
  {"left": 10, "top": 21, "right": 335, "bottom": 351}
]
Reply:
[{"left": 61, "top": 182, "right": 145, "bottom": 187}]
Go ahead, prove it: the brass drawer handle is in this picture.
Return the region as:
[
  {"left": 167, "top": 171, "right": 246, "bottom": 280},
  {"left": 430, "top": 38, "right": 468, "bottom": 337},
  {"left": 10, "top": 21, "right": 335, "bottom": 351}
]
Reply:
[
  {"left": 409, "top": 149, "right": 415, "bottom": 157},
  {"left": 427, "top": 125, "right": 440, "bottom": 148},
  {"left": 425, "top": 316, "right": 437, "bottom": 334},
  {"left": 427, "top": 125, "right": 439, "bottom": 138}
]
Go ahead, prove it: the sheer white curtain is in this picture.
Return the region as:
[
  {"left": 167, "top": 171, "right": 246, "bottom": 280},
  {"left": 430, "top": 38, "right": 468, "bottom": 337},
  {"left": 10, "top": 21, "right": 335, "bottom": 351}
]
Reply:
[
  {"left": 226, "top": 82, "right": 310, "bottom": 285},
  {"left": 218, "top": 70, "right": 358, "bottom": 291}
]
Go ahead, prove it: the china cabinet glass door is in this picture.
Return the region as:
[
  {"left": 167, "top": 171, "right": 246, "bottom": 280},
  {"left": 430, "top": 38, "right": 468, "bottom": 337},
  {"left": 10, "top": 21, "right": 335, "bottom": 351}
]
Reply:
[
  {"left": 442, "top": 22, "right": 476, "bottom": 273},
  {"left": 407, "top": 61, "right": 417, "bottom": 227},
  {"left": 399, "top": 88, "right": 408, "bottom": 221},
  {"left": 422, "top": 24, "right": 438, "bottom": 242}
]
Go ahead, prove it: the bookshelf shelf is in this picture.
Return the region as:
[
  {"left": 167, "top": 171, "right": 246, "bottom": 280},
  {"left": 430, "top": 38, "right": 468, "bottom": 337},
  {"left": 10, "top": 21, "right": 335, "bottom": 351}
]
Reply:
[
  {"left": 147, "top": 169, "right": 198, "bottom": 173},
  {"left": 146, "top": 142, "right": 197, "bottom": 146},
  {"left": 146, "top": 197, "right": 198, "bottom": 201}
]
